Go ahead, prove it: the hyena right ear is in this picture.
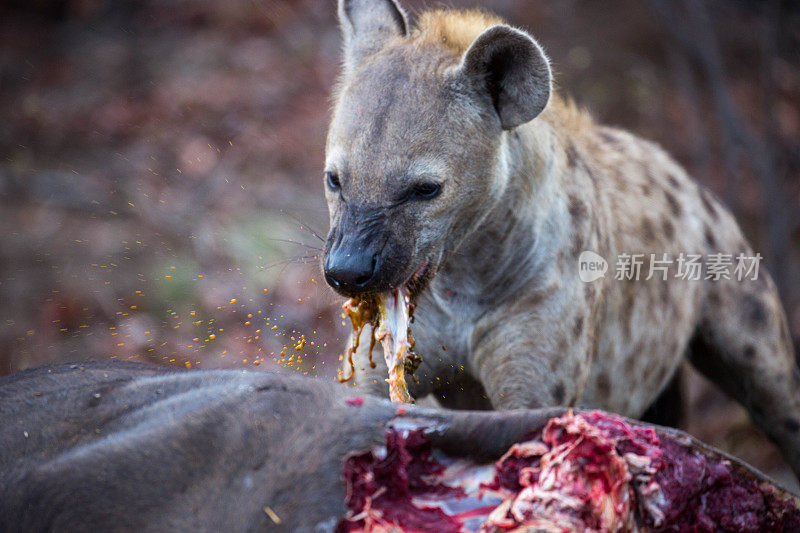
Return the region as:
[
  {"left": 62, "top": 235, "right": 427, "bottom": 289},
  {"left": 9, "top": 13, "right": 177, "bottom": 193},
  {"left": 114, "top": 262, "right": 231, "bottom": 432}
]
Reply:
[
  {"left": 338, "top": 0, "right": 408, "bottom": 71},
  {"left": 459, "top": 25, "right": 552, "bottom": 130}
]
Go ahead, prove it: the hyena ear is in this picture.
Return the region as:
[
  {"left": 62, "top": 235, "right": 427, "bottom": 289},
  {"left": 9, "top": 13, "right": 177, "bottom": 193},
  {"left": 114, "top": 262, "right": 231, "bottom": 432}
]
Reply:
[
  {"left": 338, "top": 0, "right": 408, "bottom": 68},
  {"left": 459, "top": 25, "right": 552, "bottom": 130}
]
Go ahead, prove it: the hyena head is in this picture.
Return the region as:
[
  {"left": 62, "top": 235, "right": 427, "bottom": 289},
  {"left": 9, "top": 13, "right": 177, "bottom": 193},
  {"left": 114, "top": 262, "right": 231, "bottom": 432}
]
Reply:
[{"left": 323, "top": 0, "right": 552, "bottom": 297}]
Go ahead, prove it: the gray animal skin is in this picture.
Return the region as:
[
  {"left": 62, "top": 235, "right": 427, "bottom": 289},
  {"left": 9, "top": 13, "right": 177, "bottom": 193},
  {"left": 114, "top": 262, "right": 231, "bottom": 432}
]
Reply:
[
  {"left": 1, "top": 361, "right": 798, "bottom": 532},
  {"left": 0, "top": 362, "right": 558, "bottom": 532},
  {"left": 321, "top": 0, "right": 800, "bottom": 476}
]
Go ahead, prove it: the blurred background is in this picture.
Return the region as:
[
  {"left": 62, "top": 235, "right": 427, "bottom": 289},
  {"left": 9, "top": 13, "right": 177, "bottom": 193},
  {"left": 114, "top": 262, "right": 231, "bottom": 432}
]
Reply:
[{"left": 1, "top": 0, "right": 798, "bottom": 486}]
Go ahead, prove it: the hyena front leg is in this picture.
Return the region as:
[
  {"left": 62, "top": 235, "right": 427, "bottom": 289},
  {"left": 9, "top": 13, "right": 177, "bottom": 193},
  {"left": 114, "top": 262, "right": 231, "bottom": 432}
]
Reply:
[
  {"left": 690, "top": 271, "right": 800, "bottom": 477},
  {"left": 471, "top": 302, "right": 593, "bottom": 411}
]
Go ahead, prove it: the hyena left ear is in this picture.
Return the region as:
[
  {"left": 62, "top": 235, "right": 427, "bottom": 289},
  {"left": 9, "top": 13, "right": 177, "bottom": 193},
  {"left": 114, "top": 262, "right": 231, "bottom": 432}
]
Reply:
[
  {"left": 338, "top": 0, "right": 408, "bottom": 70},
  {"left": 459, "top": 25, "right": 552, "bottom": 130}
]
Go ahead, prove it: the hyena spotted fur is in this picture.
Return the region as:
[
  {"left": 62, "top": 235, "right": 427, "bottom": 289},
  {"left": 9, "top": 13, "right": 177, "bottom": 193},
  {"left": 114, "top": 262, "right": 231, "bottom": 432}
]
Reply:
[{"left": 322, "top": 0, "right": 800, "bottom": 475}]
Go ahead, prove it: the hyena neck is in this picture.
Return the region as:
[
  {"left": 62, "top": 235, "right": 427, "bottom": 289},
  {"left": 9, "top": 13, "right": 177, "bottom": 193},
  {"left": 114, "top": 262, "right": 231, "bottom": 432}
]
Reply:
[{"left": 435, "top": 119, "right": 565, "bottom": 303}]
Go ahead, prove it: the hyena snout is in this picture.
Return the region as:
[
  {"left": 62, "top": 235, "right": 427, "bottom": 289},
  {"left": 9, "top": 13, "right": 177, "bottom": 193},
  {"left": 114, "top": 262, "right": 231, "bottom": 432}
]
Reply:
[
  {"left": 323, "top": 242, "right": 380, "bottom": 295},
  {"left": 323, "top": 210, "right": 409, "bottom": 296}
]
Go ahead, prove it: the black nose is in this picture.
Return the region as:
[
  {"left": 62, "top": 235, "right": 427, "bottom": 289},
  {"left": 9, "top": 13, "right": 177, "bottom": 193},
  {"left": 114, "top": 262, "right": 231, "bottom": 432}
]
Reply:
[{"left": 324, "top": 250, "right": 379, "bottom": 293}]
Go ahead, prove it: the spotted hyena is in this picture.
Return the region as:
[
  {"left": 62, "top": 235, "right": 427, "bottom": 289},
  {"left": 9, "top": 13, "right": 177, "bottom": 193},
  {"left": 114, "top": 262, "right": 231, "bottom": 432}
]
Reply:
[{"left": 321, "top": 0, "right": 800, "bottom": 475}]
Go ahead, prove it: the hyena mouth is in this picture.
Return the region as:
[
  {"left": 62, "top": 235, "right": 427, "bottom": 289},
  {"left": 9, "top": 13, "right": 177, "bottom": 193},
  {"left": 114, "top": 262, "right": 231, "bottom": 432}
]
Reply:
[
  {"left": 405, "top": 259, "right": 436, "bottom": 299},
  {"left": 338, "top": 259, "right": 436, "bottom": 403}
]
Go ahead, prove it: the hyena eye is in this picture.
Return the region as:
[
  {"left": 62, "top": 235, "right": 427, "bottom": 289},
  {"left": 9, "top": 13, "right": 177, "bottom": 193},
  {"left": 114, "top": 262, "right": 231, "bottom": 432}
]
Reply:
[
  {"left": 408, "top": 182, "right": 442, "bottom": 201},
  {"left": 325, "top": 171, "right": 341, "bottom": 191}
]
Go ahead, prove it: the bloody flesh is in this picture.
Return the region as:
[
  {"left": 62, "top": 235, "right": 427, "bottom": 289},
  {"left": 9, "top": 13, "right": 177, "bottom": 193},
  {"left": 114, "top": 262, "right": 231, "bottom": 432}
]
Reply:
[
  {"left": 339, "top": 288, "right": 419, "bottom": 404},
  {"left": 375, "top": 289, "right": 415, "bottom": 403},
  {"left": 337, "top": 412, "right": 800, "bottom": 532},
  {"left": 337, "top": 429, "right": 465, "bottom": 533},
  {"left": 339, "top": 295, "right": 380, "bottom": 383}
]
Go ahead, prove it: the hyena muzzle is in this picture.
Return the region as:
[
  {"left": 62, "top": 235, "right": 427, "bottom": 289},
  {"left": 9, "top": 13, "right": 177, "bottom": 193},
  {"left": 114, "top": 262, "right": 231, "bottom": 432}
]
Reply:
[{"left": 321, "top": 0, "right": 800, "bottom": 476}]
